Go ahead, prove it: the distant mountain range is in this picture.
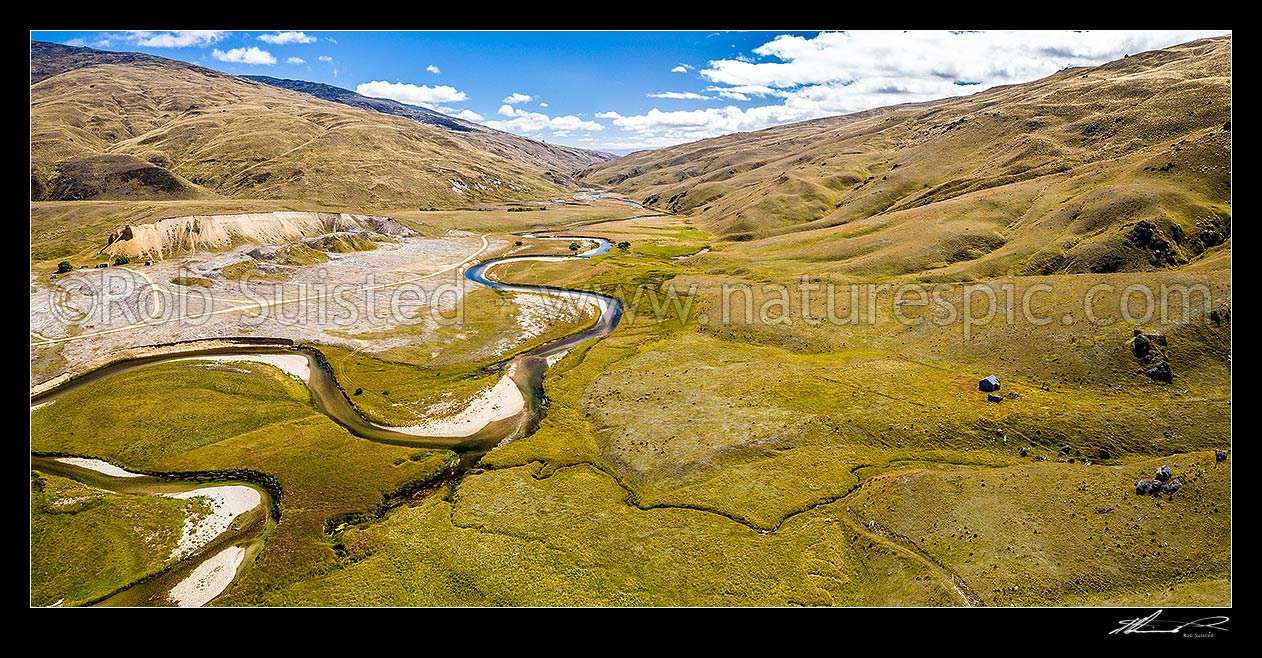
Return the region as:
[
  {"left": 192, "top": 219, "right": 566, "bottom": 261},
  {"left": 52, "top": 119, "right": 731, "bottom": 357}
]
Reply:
[{"left": 243, "top": 75, "right": 481, "bottom": 133}]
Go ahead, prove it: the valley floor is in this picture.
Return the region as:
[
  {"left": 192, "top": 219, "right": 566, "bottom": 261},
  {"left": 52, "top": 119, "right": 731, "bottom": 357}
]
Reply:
[{"left": 30, "top": 200, "right": 1231, "bottom": 606}]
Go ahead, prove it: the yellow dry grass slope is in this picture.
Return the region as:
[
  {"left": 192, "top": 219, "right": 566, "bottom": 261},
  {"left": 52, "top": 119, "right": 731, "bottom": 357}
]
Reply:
[
  {"left": 30, "top": 42, "right": 588, "bottom": 207},
  {"left": 582, "top": 37, "right": 1231, "bottom": 278}
]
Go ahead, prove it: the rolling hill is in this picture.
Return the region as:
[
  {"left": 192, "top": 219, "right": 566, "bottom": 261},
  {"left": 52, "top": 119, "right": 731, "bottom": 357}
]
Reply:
[
  {"left": 30, "top": 41, "right": 612, "bottom": 208},
  {"left": 580, "top": 36, "right": 1231, "bottom": 278}
]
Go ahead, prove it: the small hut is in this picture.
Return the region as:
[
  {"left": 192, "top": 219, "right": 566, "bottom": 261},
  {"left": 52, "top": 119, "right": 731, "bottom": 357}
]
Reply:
[{"left": 979, "top": 375, "right": 1001, "bottom": 392}]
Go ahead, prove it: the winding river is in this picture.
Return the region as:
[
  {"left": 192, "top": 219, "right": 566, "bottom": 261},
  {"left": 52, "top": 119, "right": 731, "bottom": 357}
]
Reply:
[{"left": 30, "top": 232, "right": 624, "bottom": 605}]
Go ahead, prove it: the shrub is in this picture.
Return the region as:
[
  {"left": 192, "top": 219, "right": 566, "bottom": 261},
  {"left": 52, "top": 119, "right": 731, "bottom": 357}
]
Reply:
[
  {"left": 569, "top": 242, "right": 581, "bottom": 251},
  {"left": 113, "top": 255, "right": 131, "bottom": 266},
  {"left": 353, "top": 388, "right": 363, "bottom": 396},
  {"left": 56, "top": 261, "right": 73, "bottom": 274},
  {"left": 514, "top": 240, "right": 523, "bottom": 247},
  {"left": 617, "top": 241, "right": 631, "bottom": 251}
]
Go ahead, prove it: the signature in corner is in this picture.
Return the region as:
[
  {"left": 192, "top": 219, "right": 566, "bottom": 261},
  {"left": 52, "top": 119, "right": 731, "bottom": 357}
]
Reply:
[{"left": 1111, "top": 610, "right": 1230, "bottom": 635}]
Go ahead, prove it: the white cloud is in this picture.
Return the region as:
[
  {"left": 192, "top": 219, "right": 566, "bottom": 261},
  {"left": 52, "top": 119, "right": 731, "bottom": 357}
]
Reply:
[
  {"left": 286, "top": 56, "right": 306, "bottom": 65},
  {"left": 647, "top": 91, "right": 712, "bottom": 100},
  {"left": 318, "top": 55, "right": 334, "bottom": 63},
  {"left": 325, "top": 37, "right": 338, "bottom": 44},
  {"left": 703, "top": 30, "right": 1225, "bottom": 89},
  {"left": 482, "top": 106, "right": 604, "bottom": 134},
  {"left": 356, "top": 80, "right": 469, "bottom": 106},
  {"left": 133, "top": 30, "right": 226, "bottom": 48},
  {"left": 454, "top": 109, "right": 484, "bottom": 121},
  {"left": 257, "top": 31, "right": 317, "bottom": 45},
  {"left": 502, "top": 92, "right": 534, "bottom": 104},
  {"left": 539, "top": 102, "right": 549, "bottom": 108},
  {"left": 604, "top": 30, "right": 1228, "bottom": 147},
  {"left": 426, "top": 64, "right": 441, "bottom": 74},
  {"left": 83, "top": 30, "right": 227, "bottom": 48},
  {"left": 671, "top": 64, "right": 694, "bottom": 73},
  {"left": 211, "top": 47, "right": 277, "bottom": 65}
]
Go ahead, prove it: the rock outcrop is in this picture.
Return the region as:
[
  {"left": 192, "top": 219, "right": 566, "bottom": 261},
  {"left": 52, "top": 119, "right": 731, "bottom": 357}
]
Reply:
[{"left": 101, "top": 211, "right": 416, "bottom": 260}]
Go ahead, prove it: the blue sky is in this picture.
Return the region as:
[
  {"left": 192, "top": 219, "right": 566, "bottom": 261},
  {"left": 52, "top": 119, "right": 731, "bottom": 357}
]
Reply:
[{"left": 32, "top": 30, "right": 1228, "bottom": 152}]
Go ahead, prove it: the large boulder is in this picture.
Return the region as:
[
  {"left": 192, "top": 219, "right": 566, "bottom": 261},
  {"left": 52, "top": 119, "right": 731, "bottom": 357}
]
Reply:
[
  {"left": 1131, "top": 333, "right": 1151, "bottom": 358},
  {"left": 1216, "top": 450, "right": 1228, "bottom": 462},
  {"left": 1161, "top": 479, "right": 1183, "bottom": 495},
  {"left": 1136, "top": 480, "right": 1153, "bottom": 494},
  {"left": 1154, "top": 465, "right": 1173, "bottom": 483}
]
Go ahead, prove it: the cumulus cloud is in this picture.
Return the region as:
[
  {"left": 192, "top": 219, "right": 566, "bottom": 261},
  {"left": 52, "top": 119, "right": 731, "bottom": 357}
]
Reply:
[
  {"left": 605, "top": 30, "right": 1228, "bottom": 148},
  {"left": 648, "top": 91, "right": 712, "bottom": 100},
  {"left": 454, "top": 109, "right": 484, "bottom": 121},
  {"left": 671, "top": 64, "right": 694, "bottom": 73},
  {"left": 318, "top": 55, "right": 334, "bottom": 63},
  {"left": 257, "top": 31, "right": 317, "bottom": 45},
  {"left": 540, "top": 102, "right": 549, "bottom": 108},
  {"left": 483, "top": 106, "right": 604, "bottom": 134},
  {"left": 286, "top": 56, "right": 306, "bottom": 65},
  {"left": 502, "top": 92, "right": 534, "bottom": 104},
  {"left": 212, "top": 47, "right": 277, "bottom": 65},
  {"left": 356, "top": 80, "right": 469, "bottom": 106},
  {"left": 426, "top": 64, "right": 441, "bottom": 74},
  {"left": 703, "top": 30, "right": 1224, "bottom": 90},
  {"left": 81, "top": 30, "right": 227, "bottom": 48}
]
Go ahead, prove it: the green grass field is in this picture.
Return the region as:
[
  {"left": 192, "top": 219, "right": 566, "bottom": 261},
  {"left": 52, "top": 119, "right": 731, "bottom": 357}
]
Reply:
[
  {"left": 273, "top": 212, "right": 1229, "bottom": 606},
  {"left": 31, "top": 471, "right": 187, "bottom": 607},
  {"left": 29, "top": 208, "right": 1230, "bottom": 606},
  {"left": 30, "top": 361, "right": 453, "bottom": 605}
]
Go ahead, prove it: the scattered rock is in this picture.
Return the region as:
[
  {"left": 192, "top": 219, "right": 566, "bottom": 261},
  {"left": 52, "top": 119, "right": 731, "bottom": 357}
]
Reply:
[
  {"left": 1005, "top": 391, "right": 1021, "bottom": 400},
  {"left": 1098, "top": 449, "right": 1111, "bottom": 460},
  {"left": 1207, "top": 309, "right": 1221, "bottom": 323},
  {"left": 987, "top": 393, "right": 1003, "bottom": 403},
  {"left": 996, "top": 429, "right": 1005, "bottom": 437},
  {"left": 1019, "top": 447, "right": 1028, "bottom": 458},
  {"left": 1136, "top": 480, "right": 1153, "bottom": 495},
  {"left": 1059, "top": 445, "right": 1072, "bottom": 456},
  {"left": 1034, "top": 455, "right": 1046, "bottom": 462},
  {"left": 1215, "top": 450, "right": 1228, "bottom": 462},
  {"left": 1161, "top": 479, "right": 1183, "bottom": 495},
  {"left": 1097, "top": 506, "right": 1116, "bottom": 514},
  {"left": 1068, "top": 458, "right": 1076, "bottom": 464},
  {"left": 1145, "top": 361, "right": 1173, "bottom": 383},
  {"left": 1126, "top": 220, "right": 1168, "bottom": 251},
  {"left": 1129, "top": 330, "right": 1173, "bottom": 383},
  {"left": 1154, "top": 465, "right": 1173, "bottom": 483}
]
